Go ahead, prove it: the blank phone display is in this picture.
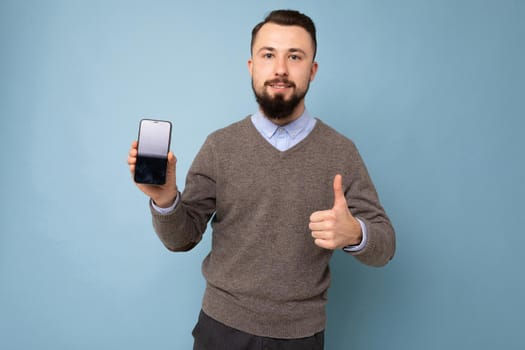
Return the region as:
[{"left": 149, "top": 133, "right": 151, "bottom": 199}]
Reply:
[{"left": 134, "top": 119, "right": 172, "bottom": 185}]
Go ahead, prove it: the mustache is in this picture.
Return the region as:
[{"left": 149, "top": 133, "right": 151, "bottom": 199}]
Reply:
[{"left": 264, "top": 78, "right": 296, "bottom": 88}]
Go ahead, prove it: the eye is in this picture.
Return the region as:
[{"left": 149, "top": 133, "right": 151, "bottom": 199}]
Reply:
[
  {"left": 289, "top": 54, "right": 301, "bottom": 61},
  {"left": 263, "top": 52, "right": 274, "bottom": 59}
]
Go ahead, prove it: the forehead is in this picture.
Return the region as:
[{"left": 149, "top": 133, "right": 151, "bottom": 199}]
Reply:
[{"left": 253, "top": 23, "right": 314, "bottom": 54}]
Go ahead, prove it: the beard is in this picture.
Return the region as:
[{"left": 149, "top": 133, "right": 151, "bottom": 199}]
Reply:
[{"left": 252, "top": 78, "right": 309, "bottom": 121}]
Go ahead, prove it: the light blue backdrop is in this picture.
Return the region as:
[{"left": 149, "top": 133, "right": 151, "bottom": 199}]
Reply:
[{"left": 1, "top": 0, "right": 524, "bottom": 349}]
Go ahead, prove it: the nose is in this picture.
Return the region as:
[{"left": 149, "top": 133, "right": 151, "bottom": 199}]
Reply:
[{"left": 274, "top": 56, "right": 288, "bottom": 77}]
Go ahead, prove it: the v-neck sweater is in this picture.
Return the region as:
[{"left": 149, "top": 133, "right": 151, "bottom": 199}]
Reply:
[{"left": 151, "top": 116, "right": 395, "bottom": 338}]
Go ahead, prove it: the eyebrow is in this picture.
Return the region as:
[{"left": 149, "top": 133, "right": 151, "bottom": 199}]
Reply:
[{"left": 257, "top": 46, "right": 307, "bottom": 56}]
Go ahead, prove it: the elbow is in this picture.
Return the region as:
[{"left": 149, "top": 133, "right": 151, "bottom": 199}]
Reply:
[
  {"left": 371, "top": 252, "right": 395, "bottom": 268},
  {"left": 164, "top": 241, "right": 198, "bottom": 252},
  {"left": 373, "top": 236, "right": 396, "bottom": 267},
  {"left": 355, "top": 228, "right": 396, "bottom": 268}
]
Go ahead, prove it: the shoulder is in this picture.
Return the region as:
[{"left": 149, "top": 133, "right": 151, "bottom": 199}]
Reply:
[
  {"left": 313, "top": 118, "right": 359, "bottom": 151},
  {"left": 308, "top": 119, "right": 368, "bottom": 168},
  {"left": 200, "top": 116, "right": 253, "bottom": 153},
  {"left": 207, "top": 116, "right": 252, "bottom": 140}
]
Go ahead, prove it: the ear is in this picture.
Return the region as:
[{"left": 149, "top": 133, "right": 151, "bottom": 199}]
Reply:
[
  {"left": 248, "top": 58, "right": 254, "bottom": 78},
  {"left": 310, "top": 61, "right": 319, "bottom": 82}
]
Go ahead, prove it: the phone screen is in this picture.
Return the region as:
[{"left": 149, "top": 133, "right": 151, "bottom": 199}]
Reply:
[{"left": 134, "top": 119, "right": 172, "bottom": 185}]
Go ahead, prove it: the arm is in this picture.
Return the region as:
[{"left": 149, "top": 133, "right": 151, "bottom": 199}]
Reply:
[
  {"left": 309, "top": 145, "right": 395, "bottom": 267},
  {"left": 153, "top": 136, "right": 217, "bottom": 251},
  {"left": 344, "top": 147, "right": 396, "bottom": 267},
  {"left": 128, "top": 139, "right": 217, "bottom": 251}
]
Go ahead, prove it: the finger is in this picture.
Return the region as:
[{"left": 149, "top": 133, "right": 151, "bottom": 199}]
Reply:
[
  {"left": 166, "top": 152, "right": 177, "bottom": 180},
  {"left": 311, "top": 230, "right": 329, "bottom": 240},
  {"left": 167, "top": 151, "right": 177, "bottom": 164},
  {"left": 309, "top": 220, "right": 334, "bottom": 232},
  {"left": 314, "top": 238, "right": 337, "bottom": 250},
  {"left": 130, "top": 141, "right": 138, "bottom": 154},
  {"left": 332, "top": 174, "right": 347, "bottom": 210},
  {"left": 309, "top": 209, "right": 334, "bottom": 223}
]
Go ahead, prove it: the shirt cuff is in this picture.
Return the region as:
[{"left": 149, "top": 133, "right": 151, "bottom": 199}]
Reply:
[
  {"left": 343, "top": 218, "right": 367, "bottom": 252},
  {"left": 150, "top": 193, "right": 180, "bottom": 214}
]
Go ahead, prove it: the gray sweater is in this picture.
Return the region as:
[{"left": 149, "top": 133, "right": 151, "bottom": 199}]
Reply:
[{"left": 150, "top": 117, "right": 395, "bottom": 338}]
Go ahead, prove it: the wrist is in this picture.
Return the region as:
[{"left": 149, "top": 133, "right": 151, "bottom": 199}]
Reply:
[
  {"left": 348, "top": 217, "right": 363, "bottom": 246},
  {"left": 152, "top": 192, "right": 178, "bottom": 208},
  {"left": 343, "top": 218, "right": 367, "bottom": 252}
]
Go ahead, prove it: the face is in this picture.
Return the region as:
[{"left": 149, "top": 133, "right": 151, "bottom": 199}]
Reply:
[{"left": 249, "top": 23, "right": 318, "bottom": 123}]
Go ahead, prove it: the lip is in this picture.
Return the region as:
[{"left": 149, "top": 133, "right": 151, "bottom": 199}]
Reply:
[
  {"left": 269, "top": 83, "right": 292, "bottom": 90},
  {"left": 265, "top": 81, "right": 295, "bottom": 95},
  {"left": 266, "top": 80, "right": 294, "bottom": 91}
]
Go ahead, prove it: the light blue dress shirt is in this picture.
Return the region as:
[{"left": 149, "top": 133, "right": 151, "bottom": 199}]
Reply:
[
  {"left": 250, "top": 110, "right": 317, "bottom": 151},
  {"left": 152, "top": 109, "right": 368, "bottom": 252}
]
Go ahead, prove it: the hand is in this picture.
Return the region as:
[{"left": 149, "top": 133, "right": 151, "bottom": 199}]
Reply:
[
  {"left": 127, "top": 140, "right": 179, "bottom": 208},
  {"left": 309, "top": 174, "right": 362, "bottom": 250}
]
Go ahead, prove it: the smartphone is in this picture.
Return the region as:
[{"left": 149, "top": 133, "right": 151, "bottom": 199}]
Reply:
[{"left": 134, "top": 119, "right": 172, "bottom": 185}]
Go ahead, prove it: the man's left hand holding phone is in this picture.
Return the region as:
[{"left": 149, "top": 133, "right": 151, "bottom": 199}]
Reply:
[{"left": 128, "top": 119, "right": 179, "bottom": 209}]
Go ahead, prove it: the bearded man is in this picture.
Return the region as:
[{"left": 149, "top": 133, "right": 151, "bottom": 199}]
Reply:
[{"left": 128, "top": 9, "right": 395, "bottom": 350}]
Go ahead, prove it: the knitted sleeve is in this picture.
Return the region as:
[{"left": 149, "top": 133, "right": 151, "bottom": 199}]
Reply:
[
  {"left": 150, "top": 135, "right": 217, "bottom": 251},
  {"left": 344, "top": 140, "right": 396, "bottom": 267}
]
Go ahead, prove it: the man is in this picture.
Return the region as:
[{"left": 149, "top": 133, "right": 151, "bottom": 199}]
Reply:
[{"left": 128, "top": 9, "right": 395, "bottom": 350}]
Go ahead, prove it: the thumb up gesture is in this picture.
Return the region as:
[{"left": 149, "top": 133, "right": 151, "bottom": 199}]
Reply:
[{"left": 309, "top": 174, "right": 363, "bottom": 250}]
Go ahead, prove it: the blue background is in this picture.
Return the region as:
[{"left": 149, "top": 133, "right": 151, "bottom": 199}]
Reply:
[{"left": 1, "top": 0, "right": 524, "bottom": 349}]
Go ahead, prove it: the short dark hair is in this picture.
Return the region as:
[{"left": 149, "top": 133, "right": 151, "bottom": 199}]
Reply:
[{"left": 251, "top": 9, "right": 317, "bottom": 59}]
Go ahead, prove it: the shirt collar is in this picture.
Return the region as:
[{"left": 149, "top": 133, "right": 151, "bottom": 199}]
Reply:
[{"left": 251, "top": 109, "right": 313, "bottom": 140}]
